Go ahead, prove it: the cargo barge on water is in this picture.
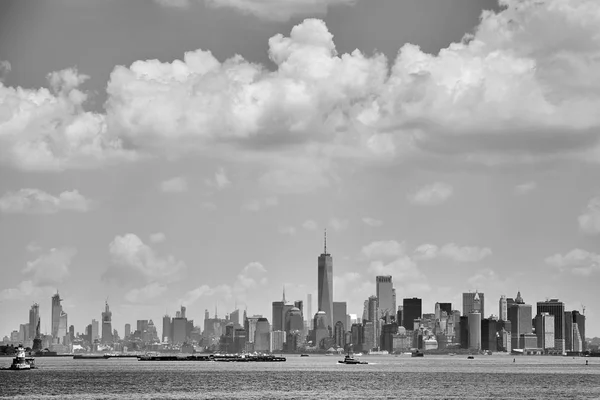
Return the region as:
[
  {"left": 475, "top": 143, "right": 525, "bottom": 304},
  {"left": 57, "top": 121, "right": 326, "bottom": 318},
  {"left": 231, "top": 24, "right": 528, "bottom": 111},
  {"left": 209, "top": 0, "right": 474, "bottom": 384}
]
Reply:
[{"left": 137, "top": 354, "right": 286, "bottom": 362}]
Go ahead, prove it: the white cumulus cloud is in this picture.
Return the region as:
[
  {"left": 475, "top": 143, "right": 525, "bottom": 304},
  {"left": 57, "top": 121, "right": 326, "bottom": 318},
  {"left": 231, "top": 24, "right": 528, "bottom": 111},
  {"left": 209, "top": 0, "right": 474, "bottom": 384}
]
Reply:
[
  {"left": 362, "top": 217, "right": 383, "bottom": 227},
  {"left": 414, "top": 243, "right": 492, "bottom": 262},
  {"left": 408, "top": 182, "right": 453, "bottom": 206},
  {"left": 109, "top": 233, "right": 187, "bottom": 282},
  {"left": 23, "top": 247, "right": 77, "bottom": 286},
  {"left": 149, "top": 232, "right": 167, "bottom": 243},
  {"left": 578, "top": 197, "right": 600, "bottom": 235},
  {"left": 545, "top": 248, "right": 600, "bottom": 276},
  {"left": 125, "top": 282, "right": 168, "bottom": 303},
  {"left": 329, "top": 218, "right": 349, "bottom": 231},
  {"left": 0, "top": 188, "right": 92, "bottom": 214}
]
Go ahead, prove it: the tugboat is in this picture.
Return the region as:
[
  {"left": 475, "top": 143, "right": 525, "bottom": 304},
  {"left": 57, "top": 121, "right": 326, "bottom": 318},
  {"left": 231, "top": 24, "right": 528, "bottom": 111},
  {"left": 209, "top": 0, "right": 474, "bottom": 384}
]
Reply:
[
  {"left": 338, "top": 351, "right": 368, "bottom": 365},
  {"left": 8, "top": 345, "right": 36, "bottom": 370}
]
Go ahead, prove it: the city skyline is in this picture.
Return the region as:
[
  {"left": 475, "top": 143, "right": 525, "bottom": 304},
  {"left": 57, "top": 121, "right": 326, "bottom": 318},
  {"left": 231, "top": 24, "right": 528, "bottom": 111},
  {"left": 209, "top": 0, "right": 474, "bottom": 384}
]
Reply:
[{"left": 1, "top": 0, "right": 600, "bottom": 338}]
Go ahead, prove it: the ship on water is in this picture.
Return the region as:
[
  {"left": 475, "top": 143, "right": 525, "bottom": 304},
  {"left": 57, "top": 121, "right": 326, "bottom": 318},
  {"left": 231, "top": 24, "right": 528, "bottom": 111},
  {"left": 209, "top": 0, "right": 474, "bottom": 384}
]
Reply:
[{"left": 4, "top": 345, "right": 36, "bottom": 370}]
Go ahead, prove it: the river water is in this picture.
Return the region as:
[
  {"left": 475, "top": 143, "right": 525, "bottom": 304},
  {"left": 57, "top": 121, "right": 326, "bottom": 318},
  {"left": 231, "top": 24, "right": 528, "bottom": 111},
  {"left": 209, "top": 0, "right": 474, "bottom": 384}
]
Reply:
[{"left": 1, "top": 354, "right": 599, "bottom": 399}]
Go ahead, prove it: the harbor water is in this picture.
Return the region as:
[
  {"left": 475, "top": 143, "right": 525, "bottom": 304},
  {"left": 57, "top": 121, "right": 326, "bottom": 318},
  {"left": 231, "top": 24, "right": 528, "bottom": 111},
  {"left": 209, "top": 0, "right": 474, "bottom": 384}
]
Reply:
[{"left": 1, "top": 354, "right": 599, "bottom": 399}]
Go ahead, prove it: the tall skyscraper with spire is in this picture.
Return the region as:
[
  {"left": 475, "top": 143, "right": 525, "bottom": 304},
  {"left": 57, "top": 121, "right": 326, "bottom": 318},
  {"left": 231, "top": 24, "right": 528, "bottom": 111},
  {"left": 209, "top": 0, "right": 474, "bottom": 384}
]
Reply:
[
  {"left": 101, "top": 300, "right": 113, "bottom": 343},
  {"left": 318, "top": 229, "right": 333, "bottom": 332},
  {"left": 29, "top": 303, "right": 40, "bottom": 340},
  {"left": 51, "top": 292, "right": 63, "bottom": 340}
]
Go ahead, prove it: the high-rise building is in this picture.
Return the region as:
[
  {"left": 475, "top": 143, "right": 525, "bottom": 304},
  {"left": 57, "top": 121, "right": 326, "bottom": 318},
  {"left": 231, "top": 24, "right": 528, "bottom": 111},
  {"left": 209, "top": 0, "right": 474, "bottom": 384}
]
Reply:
[
  {"left": 468, "top": 311, "right": 481, "bottom": 350},
  {"left": 402, "top": 298, "right": 422, "bottom": 331},
  {"left": 162, "top": 315, "right": 171, "bottom": 342},
  {"left": 180, "top": 306, "right": 186, "bottom": 319},
  {"left": 564, "top": 311, "right": 573, "bottom": 351},
  {"left": 172, "top": 317, "right": 187, "bottom": 343},
  {"left": 254, "top": 318, "right": 271, "bottom": 352},
  {"left": 307, "top": 294, "right": 312, "bottom": 327},
  {"left": 272, "top": 299, "right": 284, "bottom": 332},
  {"left": 499, "top": 295, "right": 508, "bottom": 321},
  {"left": 317, "top": 230, "right": 334, "bottom": 331},
  {"left": 534, "top": 312, "right": 555, "bottom": 350},
  {"left": 462, "top": 291, "right": 484, "bottom": 319},
  {"left": 435, "top": 303, "right": 452, "bottom": 320},
  {"left": 376, "top": 276, "right": 394, "bottom": 320},
  {"left": 285, "top": 307, "right": 303, "bottom": 333},
  {"left": 230, "top": 309, "right": 240, "bottom": 328},
  {"left": 333, "top": 302, "right": 347, "bottom": 332},
  {"left": 29, "top": 303, "right": 40, "bottom": 340},
  {"left": 101, "top": 301, "right": 113, "bottom": 343},
  {"left": 125, "top": 323, "right": 131, "bottom": 339},
  {"left": 92, "top": 319, "right": 99, "bottom": 342},
  {"left": 536, "top": 299, "right": 565, "bottom": 341},
  {"left": 572, "top": 310, "right": 586, "bottom": 352},
  {"left": 245, "top": 315, "right": 261, "bottom": 344},
  {"left": 51, "top": 292, "right": 62, "bottom": 340},
  {"left": 507, "top": 291, "right": 532, "bottom": 350},
  {"left": 481, "top": 318, "right": 497, "bottom": 352}
]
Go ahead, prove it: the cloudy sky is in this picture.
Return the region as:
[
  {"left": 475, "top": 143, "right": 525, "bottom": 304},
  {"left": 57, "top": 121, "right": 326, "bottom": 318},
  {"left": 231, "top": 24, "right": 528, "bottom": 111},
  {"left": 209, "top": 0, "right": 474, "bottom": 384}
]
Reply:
[{"left": 1, "top": 0, "right": 599, "bottom": 338}]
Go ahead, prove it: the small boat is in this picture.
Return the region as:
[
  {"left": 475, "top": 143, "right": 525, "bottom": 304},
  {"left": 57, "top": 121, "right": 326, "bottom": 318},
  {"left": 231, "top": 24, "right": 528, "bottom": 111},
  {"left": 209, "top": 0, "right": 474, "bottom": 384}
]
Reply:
[
  {"left": 411, "top": 350, "right": 424, "bottom": 358},
  {"left": 300, "top": 354, "right": 309, "bottom": 357},
  {"left": 338, "top": 352, "right": 368, "bottom": 365},
  {"left": 467, "top": 355, "right": 475, "bottom": 359},
  {"left": 7, "top": 345, "right": 35, "bottom": 370}
]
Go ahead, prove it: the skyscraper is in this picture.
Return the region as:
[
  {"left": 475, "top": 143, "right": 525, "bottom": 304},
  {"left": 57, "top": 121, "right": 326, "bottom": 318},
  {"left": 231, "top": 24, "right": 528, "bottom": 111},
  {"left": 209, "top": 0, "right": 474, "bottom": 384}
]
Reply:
[
  {"left": 376, "top": 276, "right": 394, "bottom": 320},
  {"left": 536, "top": 299, "right": 565, "bottom": 344},
  {"left": 317, "top": 230, "right": 333, "bottom": 331},
  {"left": 125, "top": 323, "right": 131, "bottom": 339},
  {"left": 463, "top": 291, "right": 484, "bottom": 319},
  {"left": 101, "top": 301, "right": 113, "bottom": 343},
  {"left": 29, "top": 303, "right": 40, "bottom": 340},
  {"left": 51, "top": 292, "right": 62, "bottom": 340},
  {"left": 402, "top": 298, "right": 422, "bottom": 331},
  {"left": 508, "top": 291, "right": 532, "bottom": 350},
  {"left": 307, "top": 294, "right": 312, "bottom": 327},
  {"left": 499, "top": 295, "right": 508, "bottom": 321}
]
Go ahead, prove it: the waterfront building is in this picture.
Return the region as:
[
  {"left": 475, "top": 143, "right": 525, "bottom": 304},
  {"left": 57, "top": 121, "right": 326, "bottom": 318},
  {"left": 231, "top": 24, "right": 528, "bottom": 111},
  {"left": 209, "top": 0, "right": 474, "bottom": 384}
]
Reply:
[
  {"left": 101, "top": 301, "right": 113, "bottom": 344},
  {"left": 51, "top": 292, "right": 62, "bottom": 340},
  {"left": 376, "top": 276, "right": 394, "bottom": 321},
  {"left": 481, "top": 318, "right": 497, "bottom": 352},
  {"left": 572, "top": 310, "right": 586, "bottom": 352},
  {"left": 350, "top": 323, "right": 364, "bottom": 353},
  {"left": 285, "top": 307, "right": 303, "bottom": 333},
  {"left": 254, "top": 318, "right": 271, "bottom": 352},
  {"left": 318, "top": 230, "right": 334, "bottom": 332},
  {"left": 362, "top": 321, "right": 375, "bottom": 351},
  {"left": 307, "top": 294, "right": 312, "bottom": 329},
  {"left": 392, "top": 326, "right": 411, "bottom": 352},
  {"left": 507, "top": 291, "right": 532, "bottom": 350},
  {"left": 313, "top": 311, "right": 330, "bottom": 349},
  {"left": 564, "top": 311, "right": 573, "bottom": 351},
  {"left": 536, "top": 299, "right": 565, "bottom": 344},
  {"left": 244, "top": 315, "right": 261, "bottom": 344},
  {"left": 572, "top": 323, "right": 583, "bottom": 352},
  {"left": 402, "top": 298, "right": 422, "bottom": 331},
  {"left": 396, "top": 306, "right": 403, "bottom": 328},
  {"left": 468, "top": 311, "right": 481, "bottom": 351},
  {"left": 459, "top": 316, "right": 469, "bottom": 349},
  {"left": 333, "top": 301, "right": 347, "bottom": 333},
  {"left": 367, "top": 296, "right": 379, "bottom": 346},
  {"left": 380, "top": 322, "right": 398, "bottom": 352},
  {"left": 29, "top": 303, "right": 40, "bottom": 340},
  {"left": 162, "top": 315, "right": 171, "bottom": 342},
  {"left": 463, "top": 291, "right": 484, "bottom": 320},
  {"left": 271, "top": 330, "right": 285, "bottom": 352},
  {"left": 172, "top": 317, "right": 187, "bottom": 343},
  {"left": 124, "top": 323, "right": 131, "bottom": 339},
  {"left": 534, "top": 312, "right": 555, "bottom": 350},
  {"left": 499, "top": 295, "right": 508, "bottom": 321},
  {"left": 92, "top": 319, "right": 99, "bottom": 342}
]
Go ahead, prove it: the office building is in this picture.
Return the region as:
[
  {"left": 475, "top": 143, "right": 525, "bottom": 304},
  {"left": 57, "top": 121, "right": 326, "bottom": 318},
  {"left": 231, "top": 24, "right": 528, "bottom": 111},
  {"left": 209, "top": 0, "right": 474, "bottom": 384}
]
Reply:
[
  {"left": 534, "top": 312, "right": 555, "bottom": 350},
  {"left": 435, "top": 303, "right": 452, "bottom": 320},
  {"left": 572, "top": 310, "right": 586, "bottom": 352},
  {"left": 285, "top": 307, "right": 303, "bottom": 333},
  {"left": 172, "top": 317, "right": 187, "bottom": 343},
  {"left": 402, "top": 298, "right": 422, "bottom": 331},
  {"left": 536, "top": 299, "right": 565, "bottom": 342},
  {"left": 333, "top": 301, "right": 347, "bottom": 332},
  {"left": 463, "top": 291, "right": 484, "bottom": 319},
  {"left": 124, "top": 323, "right": 131, "bottom": 339},
  {"left": 254, "top": 318, "right": 271, "bottom": 352},
  {"left": 271, "top": 330, "right": 285, "bottom": 352},
  {"left": 481, "top": 318, "right": 497, "bottom": 352},
  {"left": 468, "top": 311, "right": 481, "bottom": 351},
  {"left": 307, "top": 294, "right": 312, "bottom": 328},
  {"left": 51, "top": 292, "right": 62, "bottom": 340},
  {"left": 499, "top": 295, "right": 508, "bottom": 321},
  {"left": 29, "top": 303, "right": 40, "bottom": 340},
  {"left": 318, "top": 230, "right": 334, "bottom": 331},
  {"left": 92, "top": 320, "right": 99, "bottom": 342},
  {"left": 162, "top": 315, "right": 171, "bottom": 342},
  {"left": 508, "top": 291, "right": 532, "bottom": 350},
  {"left": 101, "top": 301, "right": 113, "bottom": 344},
  {"left": 313, "top": 311, "right": 330, "bottom": 349},
  {"left": 376, "top": 276, "right": 394, "bottom": 320}
]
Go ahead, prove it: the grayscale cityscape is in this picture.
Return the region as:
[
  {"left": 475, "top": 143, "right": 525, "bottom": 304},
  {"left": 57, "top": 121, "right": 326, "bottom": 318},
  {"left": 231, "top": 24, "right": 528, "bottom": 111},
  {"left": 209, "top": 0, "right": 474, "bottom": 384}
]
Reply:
[{"left": 1, "top": 0, "right": 599, "bottom": 398}]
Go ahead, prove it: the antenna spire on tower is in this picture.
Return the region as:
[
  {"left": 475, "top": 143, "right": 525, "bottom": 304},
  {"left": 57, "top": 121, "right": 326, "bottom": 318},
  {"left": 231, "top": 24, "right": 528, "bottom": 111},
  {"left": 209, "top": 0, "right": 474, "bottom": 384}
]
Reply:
[
  {"left": 324, "top": 228, "right": 327, "bottom": 254},
  {"left": 282, "top": 285, "right": 286, "bottom": 303}
]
